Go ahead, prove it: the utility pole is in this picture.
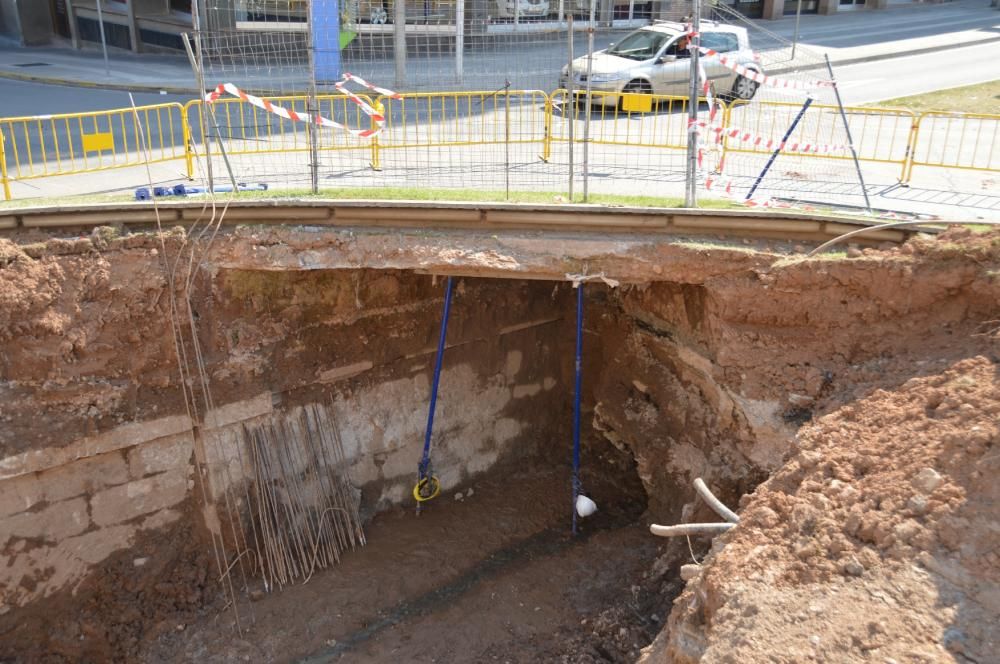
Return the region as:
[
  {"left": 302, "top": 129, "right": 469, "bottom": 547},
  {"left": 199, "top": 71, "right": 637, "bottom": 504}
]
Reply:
[
  {"left": 792, "top": 0, "right": 803, "bottom": 61},
  {"left": 684, "top": 0, "right": 701, "bottom": 208},
  {"left": 95, "top": 0, "right": 111, "bottom": 77}
]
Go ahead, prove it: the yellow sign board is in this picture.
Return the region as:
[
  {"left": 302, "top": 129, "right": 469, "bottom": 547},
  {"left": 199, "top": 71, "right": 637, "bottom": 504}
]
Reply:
[
  {"left": 621, "top": 93, "right": 653, "bottom": 113},
  {"left": 82, "top": 132, "right": 114, "bottom": 153}
]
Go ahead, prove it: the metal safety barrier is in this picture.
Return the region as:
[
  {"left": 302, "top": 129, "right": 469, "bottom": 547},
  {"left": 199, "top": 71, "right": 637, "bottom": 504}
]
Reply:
[
  {"left": 725, "top": 100, "right": 917, "bottom": 181},
  {"left": 184, "top": 93, "right": 378, "bottom": 176},
  {"left": 2, "top": 91, "right": 999, "bottom": 203},
  {"left": 905, "top": 111, "right": 1000, "bottom": 183},
  {"left": 372, "top": 89, "right": 551, "bottom": 169},
  {"left": 0, "top": 103, "right": 188, "bottom": 200},
  {"left": 549, "top": 89, "right": 695, "bottom": 151}
]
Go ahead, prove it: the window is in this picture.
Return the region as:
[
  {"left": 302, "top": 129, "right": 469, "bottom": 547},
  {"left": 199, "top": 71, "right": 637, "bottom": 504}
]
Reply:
[
  {"left": 607, "top": 30, "right": 670, "bottom": 61},
  {"left": 701, "top": 32, "right": 739, "bottom": 53}
]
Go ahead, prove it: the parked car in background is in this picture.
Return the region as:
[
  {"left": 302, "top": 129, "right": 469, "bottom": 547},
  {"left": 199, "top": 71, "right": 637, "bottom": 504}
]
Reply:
[
  {"left": 559, "top": 21, "right": 763, "bottom": 108},
  {"left": 494, "top": 0, "right": 552, "bottom": 19}
]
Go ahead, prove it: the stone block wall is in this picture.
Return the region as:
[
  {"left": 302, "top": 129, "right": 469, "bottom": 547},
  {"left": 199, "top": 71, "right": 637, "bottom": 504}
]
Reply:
[{"left": 0, "top": 418, "right": 195, "bottom": 612}]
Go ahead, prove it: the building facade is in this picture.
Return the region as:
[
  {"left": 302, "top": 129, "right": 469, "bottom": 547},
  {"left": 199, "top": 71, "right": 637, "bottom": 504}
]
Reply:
[{"left": 0, "top": 0, "right": 927, "bottom": 52}]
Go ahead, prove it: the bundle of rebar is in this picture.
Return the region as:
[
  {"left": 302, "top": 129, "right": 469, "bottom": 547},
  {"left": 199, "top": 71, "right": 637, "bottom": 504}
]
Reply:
[{"left": 240, "top": 403, "right": 365, "bottom": 590}]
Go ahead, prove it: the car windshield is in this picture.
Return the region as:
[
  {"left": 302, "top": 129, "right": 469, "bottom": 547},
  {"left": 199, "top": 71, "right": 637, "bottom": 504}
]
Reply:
[{"left": 606, "top": 30, "right": 671, "bottom": 61}]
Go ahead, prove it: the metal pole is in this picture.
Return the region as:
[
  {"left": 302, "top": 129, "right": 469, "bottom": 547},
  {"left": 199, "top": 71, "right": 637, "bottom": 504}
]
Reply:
[
  {"left": 94, "top": 0, "right": 111, "bottom": 78},
  {"left": 567, "top": 15, "right": 575, "bottom": 201},
  {"left": 684, "top": 0, "right": 701, "bottom": 207},
  {"left": 306, "top": 3, "right": 320, "bottom": 194},
  {"left": 394, "top": 0, "right": 407, "bottom": 89},
  {"left": 746, "top": 96, "right": 813, "bottom": 200},
  {"left": 571, "top": 283, "right": 583, "bottom": 536},
  {"left": 582, "top": 1, "right": 595, "bottom": 202},
  {"left": 455, "top": 0, "right": 464, "bottom": 84},
  {"left": 792, "top": 0, "right": 802, "bottom": 61},
  {"left": 505, "top": 81, "right": 511, "bottom": 201},
  {"left": 185, "top": 12, "right": 214, "bottom": 191},
  {"left": 416, "top": 276, "right": 454, "bottom": 514},
  {"left": 183, "top": 33, "right": 235, "bottom": 191},
  {"left": 825, "top": 54, "right": 872, "bottom": 213}
]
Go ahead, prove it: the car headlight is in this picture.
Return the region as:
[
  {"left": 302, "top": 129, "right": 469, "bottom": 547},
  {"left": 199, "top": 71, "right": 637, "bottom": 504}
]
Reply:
[{"left": 589, "top": 73, "right": 625, "bottom": 83}]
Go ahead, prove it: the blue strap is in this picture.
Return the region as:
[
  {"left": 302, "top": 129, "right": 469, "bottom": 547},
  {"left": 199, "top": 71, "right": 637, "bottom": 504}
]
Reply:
[
  {"left": 572, "top": 283, "right": 583, "bottom": 535},
  {"left": 419, "top": 276, "right": 454, "bottom": 480}
]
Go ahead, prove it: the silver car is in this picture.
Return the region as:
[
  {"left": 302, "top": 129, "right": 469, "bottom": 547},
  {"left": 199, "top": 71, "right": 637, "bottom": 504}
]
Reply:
[{"left": 559, "top": 21, "right": 763, "bottom": 108}]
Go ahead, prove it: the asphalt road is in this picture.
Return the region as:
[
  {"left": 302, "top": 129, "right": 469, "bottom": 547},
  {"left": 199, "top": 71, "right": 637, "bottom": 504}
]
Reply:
[{"left": 818, "top": 41, "right": 1000, "bottom": 106}]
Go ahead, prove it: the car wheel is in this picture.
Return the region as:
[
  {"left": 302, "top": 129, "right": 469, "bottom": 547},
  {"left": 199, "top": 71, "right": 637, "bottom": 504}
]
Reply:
[
  {"left": 731, "top": 75, "right": 759, "bottom": 101},
  {"left": 620, "top": 79, "right": 652, "bottom": 112},
  {"left": 371, "top": 6, "right": 388, "bottom": 23}
]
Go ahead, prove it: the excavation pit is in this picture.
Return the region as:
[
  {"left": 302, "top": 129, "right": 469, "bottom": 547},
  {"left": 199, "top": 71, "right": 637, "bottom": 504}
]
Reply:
[{"left": 1, "top": 213, "right": 998, "bottom": 662}]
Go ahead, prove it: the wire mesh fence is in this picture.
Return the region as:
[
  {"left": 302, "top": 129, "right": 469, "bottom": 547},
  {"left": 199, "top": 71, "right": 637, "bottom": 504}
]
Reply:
[
  {"left": 185, "top": 0, "right": 885, "bottom": 206},
  {"left": 6, "top": 1, "right": 996, "bottom": 217}
]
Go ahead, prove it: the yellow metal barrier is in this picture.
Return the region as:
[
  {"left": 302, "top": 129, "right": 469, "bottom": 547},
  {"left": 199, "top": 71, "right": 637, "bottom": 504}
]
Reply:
[
  {"left": 549, "top": 89, "right": 695, "bottom": 151},
  {"left": 0, "top": 103, "right": 187, "bottom": 199},
  {"left": 184, "top": 93, "right": 376, "bottom": 167},
  {"left": 374, "top": 89, "right": 550, "bottom": 151},
  {"left": 1, "top": 131, "right": 10, "bottom": 201},
  {"left": 725, "top": 100, "right": 917, "bottom": 182},
  {"left": 905, "top": 111, "right": 1000, "bottom": 183},
  {"left": 2, "top": 89, "right": 999, "bottom": 203},
  {"left": 365, "top": 90, "right": 550, "bottom": 183}
]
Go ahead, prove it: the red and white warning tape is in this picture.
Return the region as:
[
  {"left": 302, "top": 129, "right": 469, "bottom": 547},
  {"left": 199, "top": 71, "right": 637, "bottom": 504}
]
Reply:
[
  {"left": 683, "top": 31, "right": 834, "bottom": 91},
  {"left": 697, "top": 48, "right": 835, "bottom": 91},
  {"left": 205, "top": 74, "right": 401, "bottom": 138},
  {"left": 689, "top": 119, "right": 851, "bottom": 155}
]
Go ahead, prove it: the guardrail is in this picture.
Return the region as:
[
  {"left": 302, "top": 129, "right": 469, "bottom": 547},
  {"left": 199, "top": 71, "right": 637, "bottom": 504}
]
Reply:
[
  {"left": 0, "top": 103, "right": 188, "bottom": 199},
  {"left": 1, "top": 91, "right": 997, "bottom": 202},
  {"left": 904, "top": 111, "right": 999, "bottom": 183},
  {"left": 184, "top": 93, "right": 377, "bottom": 169},
  {"left": 372, "top": 89, "right": 551, "bottom": 172},
  {"left": 725, "top": 101, "right": 917, "bottom": 181}
]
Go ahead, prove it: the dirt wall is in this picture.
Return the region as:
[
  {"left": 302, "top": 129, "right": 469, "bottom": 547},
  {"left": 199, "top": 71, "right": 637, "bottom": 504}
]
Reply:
[
  {"left": 0, "top": 235, "right": 575, "bottom": 618},
  {"left": 590, "top": 231, "right": 1000, "bottom": 530}
]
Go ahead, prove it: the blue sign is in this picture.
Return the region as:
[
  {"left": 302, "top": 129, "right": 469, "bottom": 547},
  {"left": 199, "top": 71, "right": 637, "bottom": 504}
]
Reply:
[{"left": 311, "top": 0, "right": 341, "bottom": 82}]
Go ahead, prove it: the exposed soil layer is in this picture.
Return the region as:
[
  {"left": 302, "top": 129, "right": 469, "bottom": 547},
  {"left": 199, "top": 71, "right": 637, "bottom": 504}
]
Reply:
[
  {"left": 650, "top": 229, "right": 1000, "bottom": 662},
  {"left": 3, "top": 224, "right": 1000, "bottom": 663}
]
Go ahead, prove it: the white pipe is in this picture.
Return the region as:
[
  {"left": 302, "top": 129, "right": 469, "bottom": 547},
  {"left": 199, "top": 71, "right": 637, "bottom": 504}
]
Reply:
[{"left": 649, "top": 522, "right": 734, "bottom": 538}]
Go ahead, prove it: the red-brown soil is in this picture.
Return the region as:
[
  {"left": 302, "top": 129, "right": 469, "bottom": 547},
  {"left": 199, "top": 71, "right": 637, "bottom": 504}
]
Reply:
[
  {"left": 3, "top": 225, "right": 1000, "bottom": 663},
  {"left": 657, "top": 349, "right": 1000, "bottom": 663}
]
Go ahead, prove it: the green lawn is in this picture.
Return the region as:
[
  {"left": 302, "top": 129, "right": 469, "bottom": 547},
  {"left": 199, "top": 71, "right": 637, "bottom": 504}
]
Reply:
[{"left": 874, "top": 79, "right": 1000, "bottom": 115}]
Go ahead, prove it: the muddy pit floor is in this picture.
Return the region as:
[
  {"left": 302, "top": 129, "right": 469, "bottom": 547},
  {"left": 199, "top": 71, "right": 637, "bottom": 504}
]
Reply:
[{"left": 144, "top": 463, "right": 660, "bottom": 663}]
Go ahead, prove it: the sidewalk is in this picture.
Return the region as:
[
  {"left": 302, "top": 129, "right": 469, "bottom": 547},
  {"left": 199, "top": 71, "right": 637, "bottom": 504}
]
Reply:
[
  {"left": 0, "top": 0, "right": 997, "bottom": 94},
  {"left": 752, "top": 0, "right": 1000, "bottom": 68}
]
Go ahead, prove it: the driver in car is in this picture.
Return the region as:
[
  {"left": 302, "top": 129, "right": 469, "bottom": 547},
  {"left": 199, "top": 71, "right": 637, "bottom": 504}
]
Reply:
[{"left": 674, "top": 35, "right": 692, "bottom": 58}]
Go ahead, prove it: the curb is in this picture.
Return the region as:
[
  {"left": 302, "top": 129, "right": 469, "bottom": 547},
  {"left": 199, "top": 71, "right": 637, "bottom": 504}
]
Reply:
[
  {"left": 3, "top": 34, "right": 999, "bottom": 96},
  {"left": 768, "top": 34, "right": 1000, "bottom": 77},
  {"left": 0, "top": 69, "right": 198, "bottom": 95}
]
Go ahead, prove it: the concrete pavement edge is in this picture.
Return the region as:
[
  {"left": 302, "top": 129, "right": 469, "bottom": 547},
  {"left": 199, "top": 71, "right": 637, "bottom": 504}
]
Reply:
[{"left": 0, "top": 69, "right": 198, "bottom": 95}]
